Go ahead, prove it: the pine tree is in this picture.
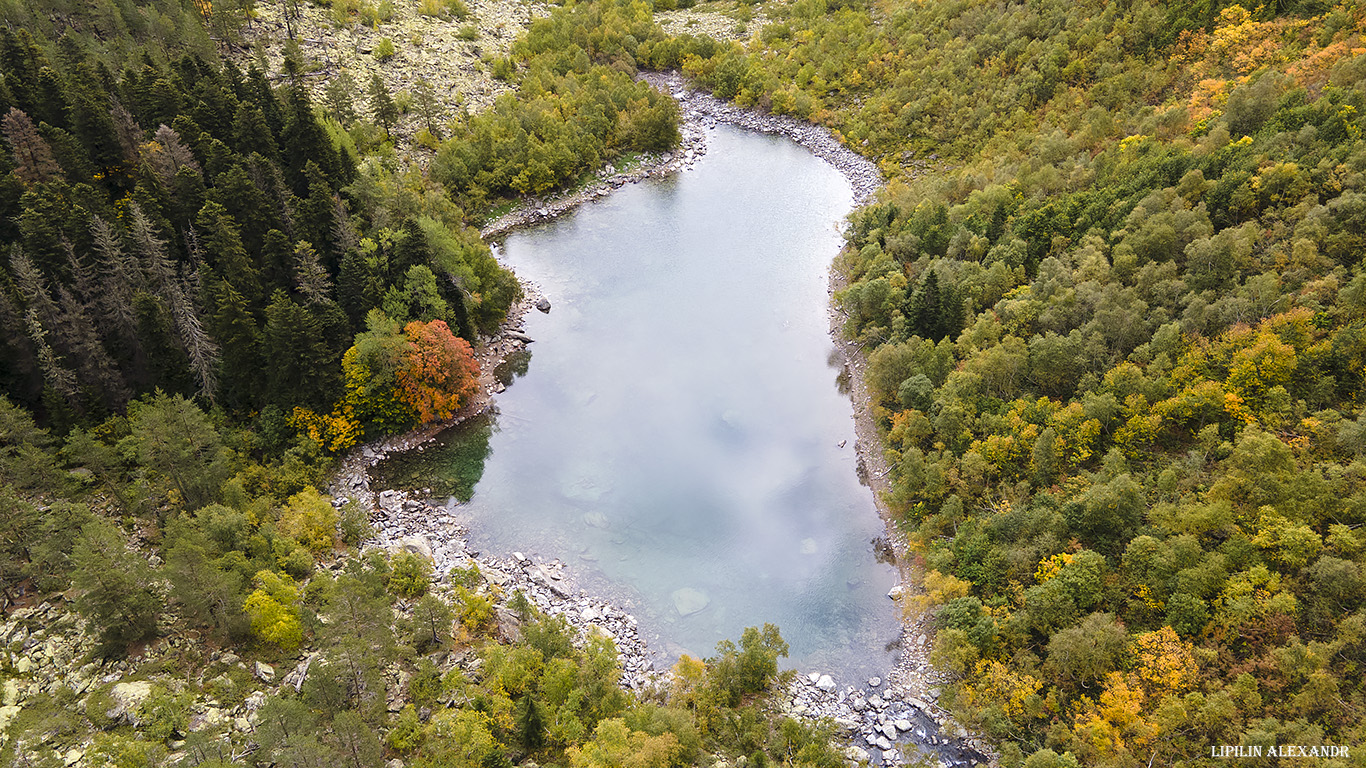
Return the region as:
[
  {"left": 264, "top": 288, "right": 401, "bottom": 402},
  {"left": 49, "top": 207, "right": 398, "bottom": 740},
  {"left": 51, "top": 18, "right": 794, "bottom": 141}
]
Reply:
[
  {"left": 90, "top": 215, "right": 145, "bottom": 347},
  {"left": 169, "top": 268, "right": 220, "bottom": 402},
  {"left": 324, "top": 72, "right": 358, "bottom": 126},
  {"left": 195, "top": 200, "right": 263, "bottom": 309},
  {"left": 55, "top": 281, "right": 128, "bottom": 406},
  {"left": 231, "top": 102, "right": 279, "bottom": 160},
  {"left": 2, "top": 108, "right": 61, "bottom": 185},
  {"left": 368, "top": 74, "right": 398, "bottom": 140},
  {"left": 210, "top": 283, "right": 260, "bottom": 411},
  {"left": 293, "top": 240, "right": 333, "bottom": 304},
  {"left": 24, "top": 307, "right": 76, "bottom": 401},
  {"left": 127, "top": 202, "right": 179, "bottom": 298},
  {"left": 109, "top": 99, "right": 144, "bottom": 168},
  {"left": 280, "top": 86, "right": 336, "bottom": 193},
  {"left": 262, "top": 290, "right": 334, "bottom": 409},
  {"left": 298, "top": 161, "right": 336, "bottom": 264},
  {"left": 413, "top": 77, "right": 442, "bottom": 137}
]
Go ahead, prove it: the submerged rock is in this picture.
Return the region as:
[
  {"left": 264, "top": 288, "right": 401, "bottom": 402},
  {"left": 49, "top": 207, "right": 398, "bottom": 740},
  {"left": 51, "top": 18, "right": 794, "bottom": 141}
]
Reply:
[{"left": 671, "top": 587, "right": 710, "bottom": 616}]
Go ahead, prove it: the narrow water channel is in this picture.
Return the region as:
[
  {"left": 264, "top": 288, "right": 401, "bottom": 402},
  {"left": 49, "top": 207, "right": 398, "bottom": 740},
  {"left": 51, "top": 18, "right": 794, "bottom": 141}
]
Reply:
[{"left": 376, "top": 125, "right": 900, "bottom": 683}]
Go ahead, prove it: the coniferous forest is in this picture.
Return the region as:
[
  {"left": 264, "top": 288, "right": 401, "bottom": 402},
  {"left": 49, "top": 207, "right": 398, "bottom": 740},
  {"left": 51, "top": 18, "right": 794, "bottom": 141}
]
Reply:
[{"left": 3, "top": 0, "right": 1366, "bottom": 765}]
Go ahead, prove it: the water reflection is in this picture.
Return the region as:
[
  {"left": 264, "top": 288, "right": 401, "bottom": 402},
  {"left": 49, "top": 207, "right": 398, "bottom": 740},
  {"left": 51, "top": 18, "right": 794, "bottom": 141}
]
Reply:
[{"left": 374, "top": 126, "right": 900, "bottom": 683}]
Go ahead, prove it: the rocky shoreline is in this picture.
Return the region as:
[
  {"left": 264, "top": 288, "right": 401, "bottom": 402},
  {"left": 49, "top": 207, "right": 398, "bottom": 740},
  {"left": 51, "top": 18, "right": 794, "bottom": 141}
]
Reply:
[
  {"left": 336, "top": 74, "right": 992, "bottom": 767},
  {"left": 479, "top": 70, "right": 882, "bottom": 240}
]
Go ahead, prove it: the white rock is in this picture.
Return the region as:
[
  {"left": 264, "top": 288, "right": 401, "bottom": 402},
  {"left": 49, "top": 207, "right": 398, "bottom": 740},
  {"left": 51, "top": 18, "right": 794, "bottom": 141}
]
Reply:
[
  {"left": 880, "top": 722, "right": 898, "bottom": 740},
  {"left": 894, "top": 719, "right": 912, "bottom": 732},
  {"left": 815, "top": 675, "right": 837, "bottom": 692},
  {"left": 868, "top": 694, "right": 886, "bottom": 709},
  {"left": 0, "top": 704, "right": 21, "bottom": 731},
  {"left": 875, "top": 736, "right": 893, "bottom": 750},
  {"left": 887, "top": 585, "right": 904, "bottom": 600},
  {"left": 868, "top": 676, "right": 882, "bottom": 688},
  {"left": 253, "top": 661, "right": 275, "bottom": 682}
]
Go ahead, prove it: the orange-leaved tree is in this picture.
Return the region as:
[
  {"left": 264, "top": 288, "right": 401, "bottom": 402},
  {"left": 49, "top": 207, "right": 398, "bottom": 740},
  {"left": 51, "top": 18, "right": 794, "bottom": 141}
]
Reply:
[{"left": 396, "top": 320, "right": 480, "bottom": 424}]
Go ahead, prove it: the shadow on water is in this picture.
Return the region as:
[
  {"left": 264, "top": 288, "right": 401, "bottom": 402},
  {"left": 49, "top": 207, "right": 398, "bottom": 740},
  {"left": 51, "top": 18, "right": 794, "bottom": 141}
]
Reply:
[
  {"left": 372, "top": 413, "right": 497, "bottom": 502},
  {"left": 494, "top": 348, "right": 532, "bottom": 386}
]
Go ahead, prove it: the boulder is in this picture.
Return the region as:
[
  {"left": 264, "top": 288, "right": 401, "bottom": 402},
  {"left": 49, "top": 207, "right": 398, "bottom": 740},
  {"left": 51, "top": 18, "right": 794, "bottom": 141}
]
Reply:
[
  {"left": 671, "top": 588, "right": 710, "bottom": 616},
  {"left": 535, "top": 297, "right": 551, "bottom": 313},
  {"left": 253, "top": 661, "right": 275, "bottom": 683},
  {"left": 394, "top": 536, "right": 435, "bottom": 563},
  {"left": 815, "top": 675, "right": 837, "bottom": 693},
  {"left": 106, "top": 680, "right": 153, "bottom": 725}
]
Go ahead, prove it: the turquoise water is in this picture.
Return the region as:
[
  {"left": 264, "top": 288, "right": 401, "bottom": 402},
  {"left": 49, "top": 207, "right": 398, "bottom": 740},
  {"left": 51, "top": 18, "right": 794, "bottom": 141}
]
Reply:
[{"left": 377, "top": 125, "right": 900, "bottom": 682}]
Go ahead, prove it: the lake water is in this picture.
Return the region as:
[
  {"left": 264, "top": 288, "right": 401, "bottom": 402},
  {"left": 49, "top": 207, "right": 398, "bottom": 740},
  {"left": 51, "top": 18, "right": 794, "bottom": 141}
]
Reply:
[{"left": 376, "top": 125, "right": 900, "bottom": 683}]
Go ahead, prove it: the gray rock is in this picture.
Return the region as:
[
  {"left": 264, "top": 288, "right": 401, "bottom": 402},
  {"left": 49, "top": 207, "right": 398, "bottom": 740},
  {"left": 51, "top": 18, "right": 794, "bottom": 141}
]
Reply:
[
  {"left": 867, "top": 676, "right": 882, "bottom": 688},
  {"left": 815, "top": 675, "right": 837, "bottom": 693},
  {"left": 671, "top": 587, "right": 709, "bottom": 616},
  {"left": 253, "top": 661, "right": 275, "bottom": 683},
  {"left": 106, "top": 680, "right": 152, "bottom": 725},
  {"left": 535, "top": 297, "right": 551, "bottom": 313}
]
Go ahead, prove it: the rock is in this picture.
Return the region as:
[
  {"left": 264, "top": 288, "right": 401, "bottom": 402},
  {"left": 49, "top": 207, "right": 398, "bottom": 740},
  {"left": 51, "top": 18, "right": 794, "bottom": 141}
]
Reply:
[
  {"left": 671, "top": 587, "right": 709, "bottom": 616},
  {"left": 868, "top": 676, "right": 882, "bottom": 688},
  {"left": 107, "top": 680, "right": 153, "bottom": 725},
  {"left": 535, "top": 297, "right": 551, "bottom": 313},
  {"left": 283, "top": 654, "right": 316, "bottom": 693},
  {"left": 843, "top": 746, "right": 870, "bottom": 763},
  {"left": 63, "top": 747, "right": 84, "bottom": 766},
  {"left": 868, "top": 694, "right": 886, "bottom": 709},
  {"left": 14, "top": 656, "right": 32, "bottom": 673},
  {"left": 894, "top": 719, "right": 912, "bottom": 732},
  {"left": 887, "top": 585, "right": 904, "bottom": 600},
  {"left": 507, "top": 330, "right": 535, "bottom": 343},
  {"left": 393, "top": 535, "right": 435, "bottom": 562},
  {"left": 2, "top": 679, "right": 18, "bottom": 706},
  {"left": 253, "top": 661, "right": 275, "bottom": 683},
  {"left": 0, "top": 704, "right": 21, "bottom": 731},
  {"left": 189, "top": 707, "right": 226, "bottom": 732},
  {"left": 880, "top": 722, "right": 898, "bottom": 740},
  {"left": 815, "top": 675, "right": 837, "bottom": 693},
  {"left": 220, "top": 653, "right": 240, "bottom": 666},
  {"left": 875, "top": 736, "right": 893, "bottom": 750}
]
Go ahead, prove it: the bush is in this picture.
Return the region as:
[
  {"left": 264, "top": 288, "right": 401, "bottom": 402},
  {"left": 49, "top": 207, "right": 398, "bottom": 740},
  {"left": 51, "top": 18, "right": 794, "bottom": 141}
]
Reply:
[
  {"left": 375, "top": 37, "right": 396, "bottom": 61},
  {"left": 388, "top": 551, "right": 432, "bottom": 598}
]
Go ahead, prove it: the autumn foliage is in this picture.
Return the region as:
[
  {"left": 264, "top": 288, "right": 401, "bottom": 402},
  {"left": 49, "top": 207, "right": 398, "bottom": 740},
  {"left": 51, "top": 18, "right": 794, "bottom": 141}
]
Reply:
[
  {"left": 396, "top": 320, "right": 480, "bottom": 423},
  {"left": 333, "top": 313, "right": 479, "bottom": 443}
]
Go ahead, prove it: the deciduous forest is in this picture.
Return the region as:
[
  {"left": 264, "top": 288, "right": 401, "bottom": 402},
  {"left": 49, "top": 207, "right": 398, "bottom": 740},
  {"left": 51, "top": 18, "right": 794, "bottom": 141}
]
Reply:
[{"left": 2, "top": 0, "right": 1364, "bottom": 765}]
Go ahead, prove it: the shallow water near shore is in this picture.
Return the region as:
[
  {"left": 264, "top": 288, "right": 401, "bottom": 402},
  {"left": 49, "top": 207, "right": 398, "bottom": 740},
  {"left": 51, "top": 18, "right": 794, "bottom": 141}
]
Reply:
[{"left": 376, "top": 125, "right": 900, "bottom": 683}]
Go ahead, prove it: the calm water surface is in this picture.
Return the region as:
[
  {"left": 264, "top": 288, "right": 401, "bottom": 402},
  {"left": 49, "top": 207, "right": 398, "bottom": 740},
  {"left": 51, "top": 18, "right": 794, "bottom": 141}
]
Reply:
[{"left": 378, "top": 126, "right": 900, "bottom": 682}]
